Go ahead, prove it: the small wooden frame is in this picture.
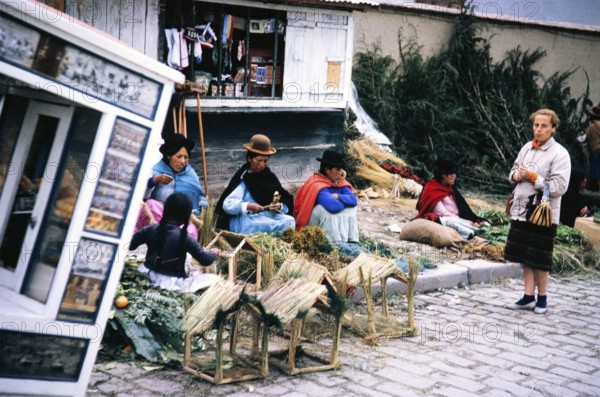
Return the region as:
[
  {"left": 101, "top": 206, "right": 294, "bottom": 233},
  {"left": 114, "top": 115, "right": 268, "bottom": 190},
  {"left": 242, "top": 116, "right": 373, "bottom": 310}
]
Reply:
[
  {"left": 206, "top": 230, "right": 263, "bottom": 290},
  {"left": 181, "top": 278, "right": 268, "bottom": 384},
  {"left": 334, "top": 252, "right": 418, "bottom": 338}
]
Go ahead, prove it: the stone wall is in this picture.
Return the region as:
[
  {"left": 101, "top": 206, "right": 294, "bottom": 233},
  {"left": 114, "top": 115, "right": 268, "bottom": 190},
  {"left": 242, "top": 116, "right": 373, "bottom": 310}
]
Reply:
[{"left": 353, "top": 5, "right": 600, "bottom": 104}]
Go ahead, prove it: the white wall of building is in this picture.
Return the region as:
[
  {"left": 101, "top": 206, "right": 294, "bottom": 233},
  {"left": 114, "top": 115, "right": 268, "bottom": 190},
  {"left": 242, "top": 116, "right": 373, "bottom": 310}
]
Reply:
[{"left": 353, "top": 6, "right": 600, "bottom": 104}]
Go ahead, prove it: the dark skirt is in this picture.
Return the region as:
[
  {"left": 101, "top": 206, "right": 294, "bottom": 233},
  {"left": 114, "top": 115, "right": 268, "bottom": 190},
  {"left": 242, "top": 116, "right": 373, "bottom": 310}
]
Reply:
[{"left": 503, "top": 220, "right": 557, "bottom": 272}]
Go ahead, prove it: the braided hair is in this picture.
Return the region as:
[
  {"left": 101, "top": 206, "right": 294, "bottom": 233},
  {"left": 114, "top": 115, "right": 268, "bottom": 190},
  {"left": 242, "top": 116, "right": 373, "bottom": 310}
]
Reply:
[{"left": 155, "top": 193, "right": 192, "bottom": 264}]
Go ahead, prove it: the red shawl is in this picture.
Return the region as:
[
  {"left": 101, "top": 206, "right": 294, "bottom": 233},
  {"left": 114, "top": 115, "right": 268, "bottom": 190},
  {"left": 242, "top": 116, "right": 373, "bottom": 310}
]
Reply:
[
  {"left": 416, "top": 179, "right": 454, "bottom": 222},
  {"left": 294, "top": 173, "right": 352, "bottom": 230}
]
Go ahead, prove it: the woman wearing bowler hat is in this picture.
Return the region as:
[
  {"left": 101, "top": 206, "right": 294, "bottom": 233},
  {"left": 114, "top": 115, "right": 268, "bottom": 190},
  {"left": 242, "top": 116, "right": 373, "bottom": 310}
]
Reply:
[
  {"left": 214, "top": 134, "right": 295, "bottom": 234},
  {"left": 294, "top": 149, "right": 359, "bottom": 242},
  {"left": 134, "top": 134, "right": 207, "bottom": 239}
]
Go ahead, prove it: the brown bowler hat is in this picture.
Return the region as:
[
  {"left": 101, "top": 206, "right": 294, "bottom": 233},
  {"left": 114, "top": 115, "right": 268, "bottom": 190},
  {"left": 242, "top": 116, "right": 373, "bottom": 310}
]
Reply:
[
  {"left": 242, "top": 134, "right": 277, "bottom": 155},
  {"left": 588, "top": 106, "right": 600, "bottom": 119}
]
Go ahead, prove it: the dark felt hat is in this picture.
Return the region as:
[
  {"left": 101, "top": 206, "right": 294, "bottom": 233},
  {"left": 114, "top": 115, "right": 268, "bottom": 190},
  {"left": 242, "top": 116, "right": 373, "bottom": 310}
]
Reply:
[
  {"left": 588, "top": 106, "right": 600, "bottom": 119},
  {"left": 243, "top": 134, "right": 277, "bottom": 155},
  {"left": 159, "top": 134, "right": 195, "bottom": 156},
  {"left": 317, "top": 149, "right": 346, "bottom": 169},
  {"left": 434, "top": 157, "right": 457, "bottom": 175}
]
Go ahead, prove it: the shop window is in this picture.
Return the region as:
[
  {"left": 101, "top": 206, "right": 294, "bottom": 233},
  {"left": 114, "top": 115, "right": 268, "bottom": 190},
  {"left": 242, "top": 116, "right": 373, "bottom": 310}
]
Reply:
[
  {"left": 0, "top": 94, "right": 101, "bottom": 303},
  {"left": 165, "top": 2, "right": 285, "bottom": 100}
]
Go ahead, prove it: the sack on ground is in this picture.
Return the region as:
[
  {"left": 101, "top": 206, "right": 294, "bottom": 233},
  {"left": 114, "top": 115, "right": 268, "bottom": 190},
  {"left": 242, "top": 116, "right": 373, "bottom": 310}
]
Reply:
[{"left": 399, "top": 219, "right": 465, "bottom": 248}]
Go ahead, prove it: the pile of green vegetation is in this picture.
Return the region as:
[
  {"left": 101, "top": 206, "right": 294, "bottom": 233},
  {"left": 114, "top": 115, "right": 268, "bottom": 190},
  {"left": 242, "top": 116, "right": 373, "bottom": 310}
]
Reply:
[
  {"left": 351, "top": 2, "right": 591, "bottom": 193},
  {"left": 102, "top": 260, "right": 193, "bottom": 364},
  {"left": 474, "top": 210, "right": 600, "bottom": 276}
]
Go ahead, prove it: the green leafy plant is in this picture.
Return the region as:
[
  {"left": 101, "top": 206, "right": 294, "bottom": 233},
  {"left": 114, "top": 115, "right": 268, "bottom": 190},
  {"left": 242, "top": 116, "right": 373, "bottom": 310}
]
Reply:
[{"left": 352, "top": 3, "right": 591, "bottom": 193}]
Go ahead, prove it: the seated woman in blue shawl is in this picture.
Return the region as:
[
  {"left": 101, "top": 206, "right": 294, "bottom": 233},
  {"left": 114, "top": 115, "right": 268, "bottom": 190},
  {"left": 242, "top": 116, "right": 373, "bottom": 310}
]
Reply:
[
  {"left": 135, "top": 134, "right": 207, "bottom": 239},
  {"left": 214, "top": 134, "right": 295, "bottom": 235}
]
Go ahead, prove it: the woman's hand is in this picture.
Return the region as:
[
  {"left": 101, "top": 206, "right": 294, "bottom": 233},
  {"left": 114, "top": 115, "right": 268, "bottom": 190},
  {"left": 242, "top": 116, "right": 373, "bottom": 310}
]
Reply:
[
  {"left": 153, "top": 174, "right": 173, "bottom": 185},
  {"left": 331, "top": 193, "right": 340, "bottom": 200},
  {"left": 247, "top": 203, "right": 264, "bottom": 213},
  {"left": 517, "top": 166, "right": 536, "bottom": 182},
  {"left": 580, "top": 207, "right": 589, "bottom": 217}
]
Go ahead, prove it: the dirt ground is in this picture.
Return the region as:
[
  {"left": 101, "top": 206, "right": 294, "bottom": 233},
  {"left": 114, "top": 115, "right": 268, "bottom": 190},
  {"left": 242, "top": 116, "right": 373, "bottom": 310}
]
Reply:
[{"left": 354, "top": 193, "right": 505, "bottom": 250}]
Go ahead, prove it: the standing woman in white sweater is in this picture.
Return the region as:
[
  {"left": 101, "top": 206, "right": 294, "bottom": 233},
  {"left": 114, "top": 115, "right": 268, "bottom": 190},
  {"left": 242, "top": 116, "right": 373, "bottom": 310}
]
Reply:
[{"left": 504, "top": 109, "right": 571, "bottom": 314}]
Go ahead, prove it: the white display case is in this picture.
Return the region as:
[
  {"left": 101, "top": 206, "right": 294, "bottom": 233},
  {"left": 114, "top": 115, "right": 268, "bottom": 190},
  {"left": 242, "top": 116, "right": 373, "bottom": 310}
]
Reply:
[{"left": 0, "top": 1, "right": 184, "bottom": 396}]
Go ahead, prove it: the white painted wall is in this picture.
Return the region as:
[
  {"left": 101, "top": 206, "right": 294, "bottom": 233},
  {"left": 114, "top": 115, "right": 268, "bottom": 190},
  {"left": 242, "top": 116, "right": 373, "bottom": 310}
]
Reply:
[
  {"left": 353, "top": 6, "right": 600, "bottom": 104},
  {"left": 62, "top": 0, "right": 160, "bottom": 58},
  {"left": 285, "top": 11, "right": 351, "bottom": 107}
]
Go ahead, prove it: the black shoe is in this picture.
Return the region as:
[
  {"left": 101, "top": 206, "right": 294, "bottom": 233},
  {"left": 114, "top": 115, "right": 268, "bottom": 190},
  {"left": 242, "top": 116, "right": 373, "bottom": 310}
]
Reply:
[
  {"left": 534, "top": 301, "right": 548, "bottom": 314},
  {"left": 506, "top": 298, "right": 536, "bottom": 310}
]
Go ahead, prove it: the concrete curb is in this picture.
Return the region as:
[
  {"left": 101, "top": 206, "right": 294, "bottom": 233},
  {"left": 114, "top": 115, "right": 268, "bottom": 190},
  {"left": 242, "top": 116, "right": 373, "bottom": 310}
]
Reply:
[{"left": 352, "top": 260, "right": 523, "bottom": 300}]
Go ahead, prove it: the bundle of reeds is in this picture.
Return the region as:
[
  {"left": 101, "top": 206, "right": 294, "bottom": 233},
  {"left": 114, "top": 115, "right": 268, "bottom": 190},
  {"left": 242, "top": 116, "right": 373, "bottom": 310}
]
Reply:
[
  {"left": 248, "top": 232, "right": 294, "bottom": 267},
  {"left": 257, "top": 279, "right": 327, "bottom": 325},
  {"left": 272, "top": 256, "right": 328, "bottom": 285},
  {"left": 198, "top": 206, "right": 217, "bottom": 247},
  {"left": 333, "top": 252, "right": 397, "bottom": 286},
  {"left": 181, "top": 277, "right": 244, "bottom": 335},
  {"left": 347, "top": 139, "right": 409, "bottom": 193}
]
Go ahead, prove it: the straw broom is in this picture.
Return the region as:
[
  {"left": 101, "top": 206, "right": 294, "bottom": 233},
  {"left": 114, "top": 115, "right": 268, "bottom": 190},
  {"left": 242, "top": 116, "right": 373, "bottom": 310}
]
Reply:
[
  {"left": 272, "top": 256, "right": 328, "bottom": 285},
  {"left": 182, "top": 278, "right": 244, "bottom": 335},
  {"left": 333, "top": 252, "right": 397, "bottom": 287},
  {"left": 258, "top": 279, "right": 327, "bottom": 326}
]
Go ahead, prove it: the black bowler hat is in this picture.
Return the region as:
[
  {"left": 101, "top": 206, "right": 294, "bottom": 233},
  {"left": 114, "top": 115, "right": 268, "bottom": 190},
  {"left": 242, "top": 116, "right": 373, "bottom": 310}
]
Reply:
[
  {"left": 317, "top": 149, "right": 346, "bottom": 169},
  {"left": 159, "top": 134, "right": 195, "bottom": 157},
  {"left": 434, "top": 156, "right": 457, "bottom": 176}
]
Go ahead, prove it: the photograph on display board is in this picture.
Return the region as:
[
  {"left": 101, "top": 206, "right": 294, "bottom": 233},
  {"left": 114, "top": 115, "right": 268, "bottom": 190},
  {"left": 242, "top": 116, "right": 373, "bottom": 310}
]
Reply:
[
  {"left": 0, "top": 14, "right": 40, "bottom": 68},
  {"left": 85, "top": 119, "right": 148, "bottom": 236},
  {"left": 0, "top": 329, "right": 88, "bottom": 381},
  {"left": 0, "top": 11, "right": 161, "bottom": 119},
  {"left": 55, "top": 45, "right": 161, "bottom": 119},
  {"left": 58, "top": 239, "right": 116, "bottom": 322}
]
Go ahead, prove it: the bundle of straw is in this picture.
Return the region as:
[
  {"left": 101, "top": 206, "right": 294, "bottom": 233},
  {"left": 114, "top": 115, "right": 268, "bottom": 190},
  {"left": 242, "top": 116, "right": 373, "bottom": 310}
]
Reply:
[
  {"left": 248, "top": 232, "right": 294, "bottom": 266},
  {"left": 272, "top": 256, "right": 328, "bottom": 285},
  {"left": 333, "top": 252, "right": 398, "bottom": 287},
  {"left": 347, "top": 138, "right": 420, "bottom": 197},
  {"left": 257, "top": 279, "right": 327, "bottom": 325},
  {"left": 181, "top": 277, "right": 244, "bottom": 335}
]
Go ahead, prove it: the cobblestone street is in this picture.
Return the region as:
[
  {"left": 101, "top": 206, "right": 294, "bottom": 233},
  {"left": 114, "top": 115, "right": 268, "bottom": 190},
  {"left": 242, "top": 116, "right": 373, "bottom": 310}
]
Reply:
[{"left": 89, "top": 276, "right": 600, "bottom": 396}]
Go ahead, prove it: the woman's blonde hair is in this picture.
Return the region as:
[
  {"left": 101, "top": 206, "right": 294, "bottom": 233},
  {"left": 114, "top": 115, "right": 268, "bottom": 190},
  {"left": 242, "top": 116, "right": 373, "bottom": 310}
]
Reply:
[{"left": 530, "top": 108, "right": 560, "bottom": 128}]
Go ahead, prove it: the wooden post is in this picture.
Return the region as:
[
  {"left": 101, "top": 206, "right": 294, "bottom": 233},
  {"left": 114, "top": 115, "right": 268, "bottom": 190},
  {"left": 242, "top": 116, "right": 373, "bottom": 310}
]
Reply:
[
  {"left": 215, "top": 322, "right": 224, "bottom": 383},
  {"left": 381, "top": 277, "right": 388, "bottom": 317},
  {"left": 196, "top": 93, "right": 210, "bottom": 199},
  {"left": 228, "top": 255, "right": 237, "bottom": 282},
  {"left": 330, "top": 314, "right": 342, "bottom": 366},
  {"left": 261, "top": 322, "right": 269, "bottom": 375},
  {"left": 407, "top": 259, "right": 418, "bottom": 330},
  {"left": 255, "top": 254, "right": 262, "bottom": 290},
  {"left": 229, "top": 311, "right": 239, "bottom": 354},
  {"left": 172, "top": 107, "right": 177, "bottom": 132},
  {"left": 252, "top": 316, "right": 260, "bottom": 357},
  {"left": 288, "top": 319, "right": 301, "bottom": 372},
  {"left": 360, "top": 267, "right": 376, "bottom": 335},
  {"left": 184, "top": 333, "right": 192, "bottom": 367},
  {"left": 178, "top": 100, "right": 184, "bottom": 136}
]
